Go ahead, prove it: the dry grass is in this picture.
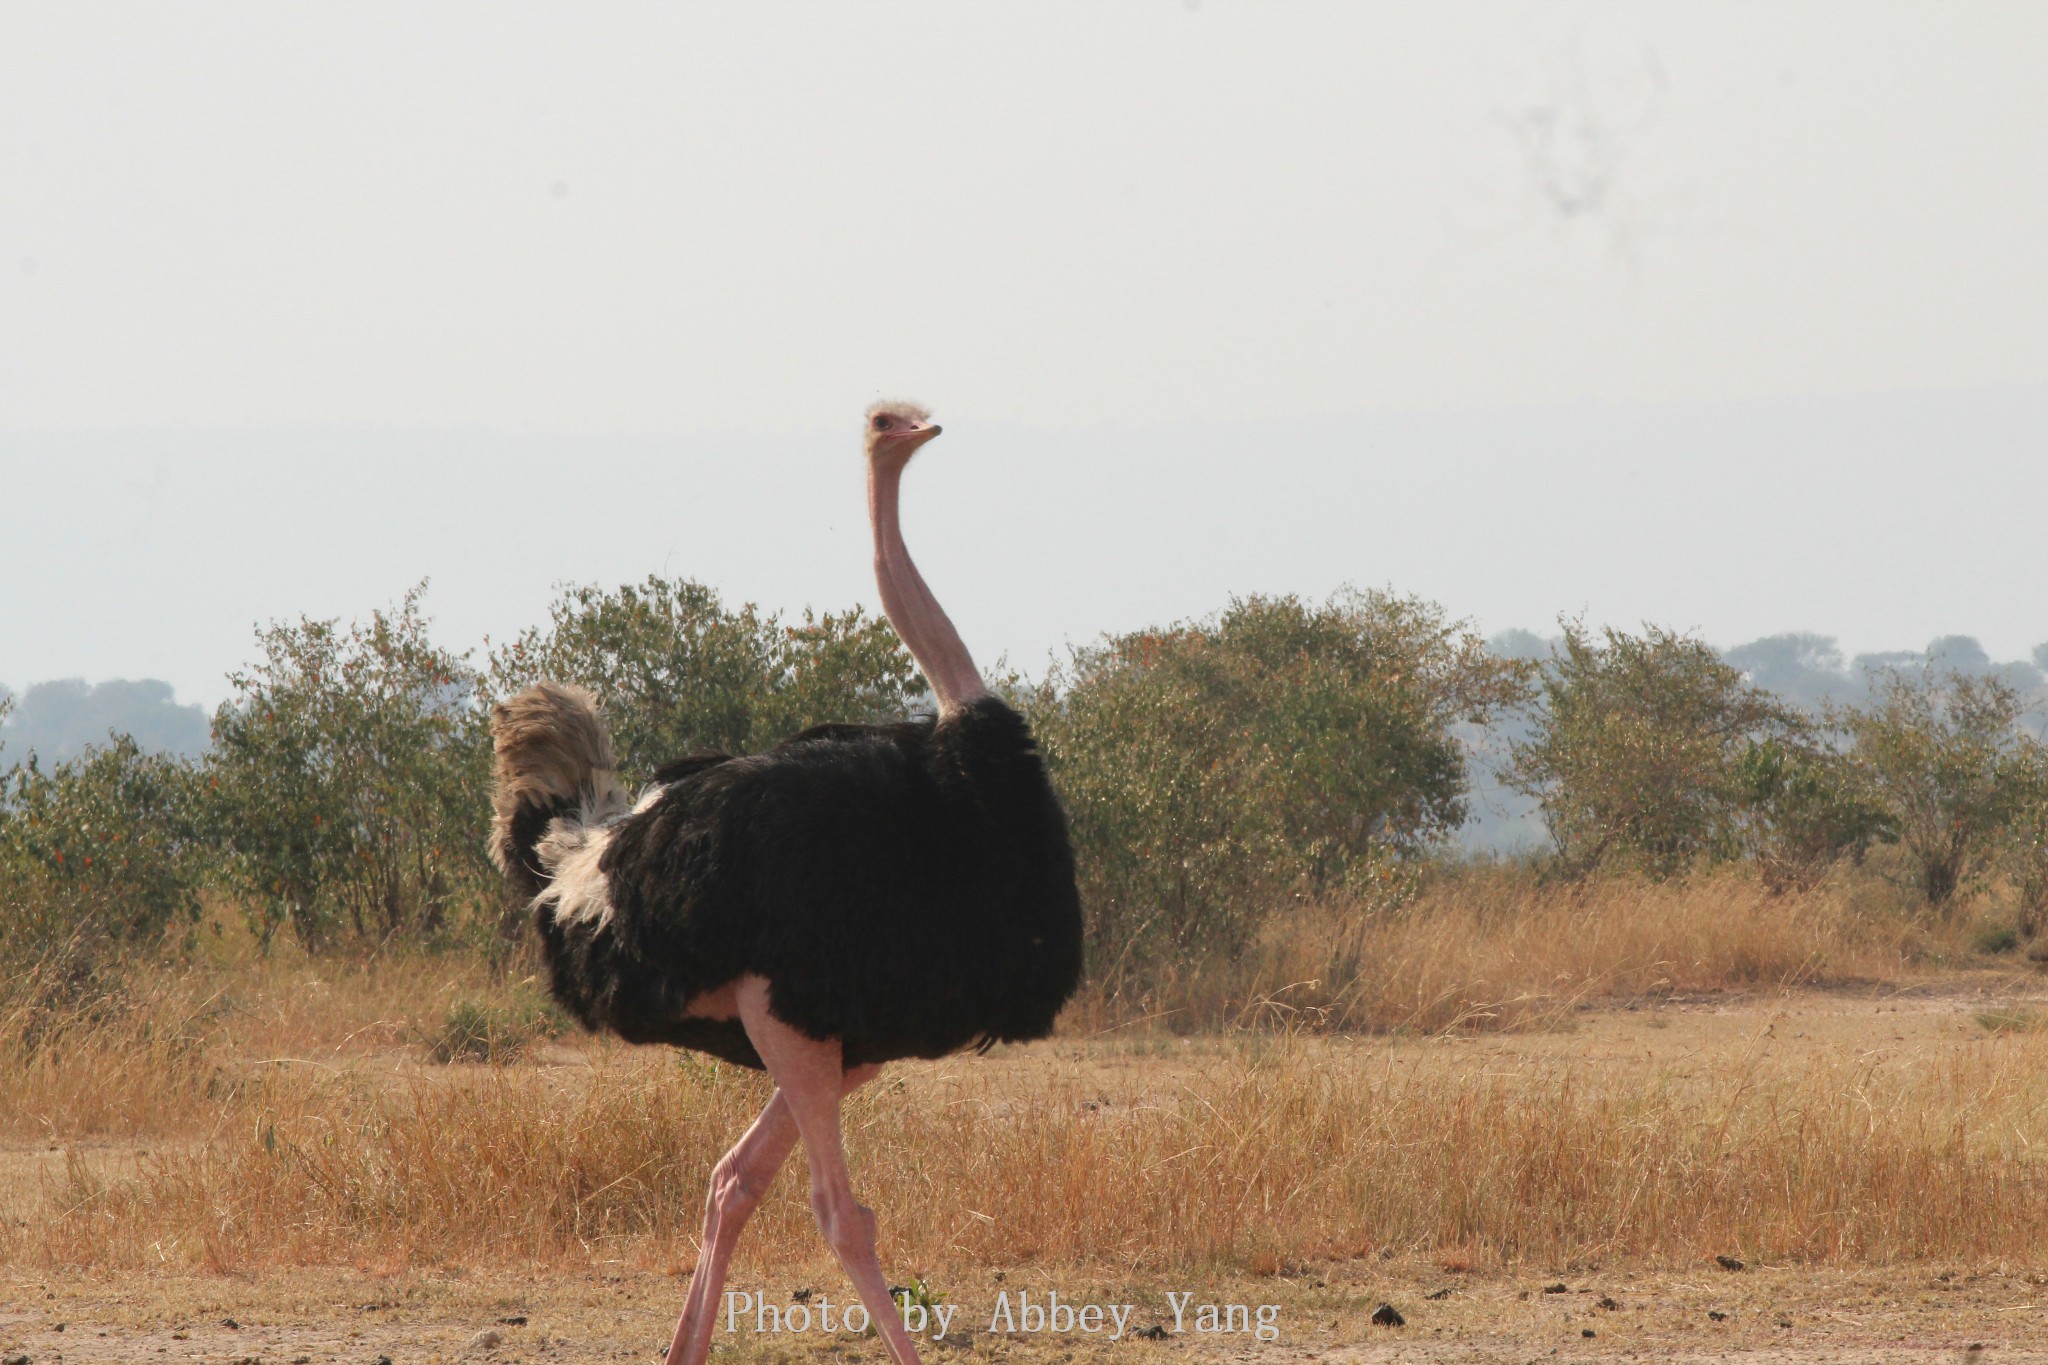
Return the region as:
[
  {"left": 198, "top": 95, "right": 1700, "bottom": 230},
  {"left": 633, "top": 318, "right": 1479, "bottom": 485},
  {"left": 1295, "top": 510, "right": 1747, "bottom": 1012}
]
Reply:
[
  {"left": 1071, "top": 864, "right": 1987, "bottom": 1034},
  {"left": 5, "top": 871, "right": 2047, "bottom": 1282},
  {"left": 1, "top": 951, "right": 533, "bottom": 1142},
  {"left": 12, "top": 1014, "right": 2048, "bottom": 1276}
]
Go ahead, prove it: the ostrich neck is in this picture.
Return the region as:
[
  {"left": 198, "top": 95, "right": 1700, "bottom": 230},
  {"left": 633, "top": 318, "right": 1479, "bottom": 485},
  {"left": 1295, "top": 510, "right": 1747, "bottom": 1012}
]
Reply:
[{"left": 868, "top": 460, "right": 987, "bottom": 713}]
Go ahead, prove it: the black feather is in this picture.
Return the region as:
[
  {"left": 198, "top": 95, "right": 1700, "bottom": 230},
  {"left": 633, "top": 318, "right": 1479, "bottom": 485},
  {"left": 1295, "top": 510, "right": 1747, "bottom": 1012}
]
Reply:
[
  {"left": 651, "top": 752, "right": 736, "bottom": 786},
  {"left": 503, "top": 799, "right": 563, "bottom": 901},
  {"left": 531, "top": 696, "right": 1083, "bottom": 1069}
]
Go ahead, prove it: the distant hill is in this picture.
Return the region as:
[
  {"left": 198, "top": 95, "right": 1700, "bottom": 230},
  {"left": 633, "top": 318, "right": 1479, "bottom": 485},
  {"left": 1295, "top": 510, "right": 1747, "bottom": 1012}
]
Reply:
[{"left": 0, "top": 677, "right": 210, "bottom": 769}]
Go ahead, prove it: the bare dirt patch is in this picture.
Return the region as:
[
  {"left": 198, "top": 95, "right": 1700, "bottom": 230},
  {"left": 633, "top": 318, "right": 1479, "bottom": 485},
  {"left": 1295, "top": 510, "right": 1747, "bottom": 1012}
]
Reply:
[{"left": 5, "top": 1261, "right": 2048, "bottom": 1364}]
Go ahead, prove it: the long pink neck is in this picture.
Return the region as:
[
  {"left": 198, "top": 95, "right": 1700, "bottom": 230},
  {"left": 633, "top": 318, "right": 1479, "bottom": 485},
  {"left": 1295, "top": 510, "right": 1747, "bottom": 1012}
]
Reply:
[{"left": 868, "top": 460, "right": 986, "bottom": 712}]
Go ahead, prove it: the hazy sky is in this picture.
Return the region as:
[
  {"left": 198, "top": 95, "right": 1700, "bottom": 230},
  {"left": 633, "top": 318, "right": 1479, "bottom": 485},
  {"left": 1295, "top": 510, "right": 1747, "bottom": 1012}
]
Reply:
[{"left": 3, "top": 3, "right": 2045, "bottom": 707}]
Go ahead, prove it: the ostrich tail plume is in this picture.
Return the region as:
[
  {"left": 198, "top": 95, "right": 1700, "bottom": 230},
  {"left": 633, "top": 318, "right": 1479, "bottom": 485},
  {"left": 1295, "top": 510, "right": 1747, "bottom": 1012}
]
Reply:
[{"left": 488, "top": 682, "right": 630, "bottom": 899}]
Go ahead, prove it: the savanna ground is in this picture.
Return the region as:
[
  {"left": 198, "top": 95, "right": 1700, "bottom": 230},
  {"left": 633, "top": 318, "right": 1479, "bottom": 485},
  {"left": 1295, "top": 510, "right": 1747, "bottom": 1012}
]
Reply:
[{"left": 7, "top": 871, "right": 2048, "bottom": 1364}]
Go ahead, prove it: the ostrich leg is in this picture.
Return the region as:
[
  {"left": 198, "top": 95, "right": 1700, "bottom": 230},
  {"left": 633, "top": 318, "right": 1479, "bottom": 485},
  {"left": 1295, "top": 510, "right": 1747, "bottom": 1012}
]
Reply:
[
  {"left": 665, "top": 1067, "right": 880, "bottom": 1365},
  {"left": 736, "top": 976, "right": 926, "bottom": 1365}
]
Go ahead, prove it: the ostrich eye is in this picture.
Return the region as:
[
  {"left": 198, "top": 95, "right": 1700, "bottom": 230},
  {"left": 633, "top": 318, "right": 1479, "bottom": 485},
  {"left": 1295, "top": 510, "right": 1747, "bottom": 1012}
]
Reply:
[{"left": 872, "top": 415, "right": 891, "bottom": 431}]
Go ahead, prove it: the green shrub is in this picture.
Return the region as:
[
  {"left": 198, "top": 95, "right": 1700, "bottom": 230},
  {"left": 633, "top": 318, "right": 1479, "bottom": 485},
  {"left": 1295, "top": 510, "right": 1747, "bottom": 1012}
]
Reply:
[
  {"left": 0, "top": 735, "right": 205, "bottom": 963},
  {"left": 1733, "top": 735, "right": 1892, "bottom": 891},
  {"left": 1029, "top": 589, "right": 1530, "bottom": 972},
  {"left": 487, "top": 576, "right": 920, "bottom": 782},
  {"left": 1995, "top": 739, "right": 2048, "bottom": 939},
  {"left": 1510, "top": 621, "right": 1800, "bottom": 879},
  {"left": 1838, "top": 667, "right": 2032, "bottom": 912},
  {"left": 204, "top": 583, "right": 494, "bottom": 953}
]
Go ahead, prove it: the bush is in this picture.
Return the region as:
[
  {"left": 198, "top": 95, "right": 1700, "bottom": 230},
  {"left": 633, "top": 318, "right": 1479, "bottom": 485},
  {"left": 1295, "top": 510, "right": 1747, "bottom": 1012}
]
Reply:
[
  {"left": 204, "top": 584, "right": 494, "bottom": 952},
  {"left": 1029, "top": 590, "right": 1530, "bottom": 971},
  {"left": 1992, "top": 737, "right": 2048, "bottom": 939},
  {"left": 1732, "top": 735, "right": 1892, "bottom": 892},
  {"left": 487, "top": 576, "right": 921, "bottom": 782},
  {"left": 0, "top": 735, "right": 205, "bottom": 964},
  {"left": 1511, "top": 622, "right": 1802, "bottom": 879},
  {"left": 1838, "top": 667, "right": 2031, "bottom": 912}
]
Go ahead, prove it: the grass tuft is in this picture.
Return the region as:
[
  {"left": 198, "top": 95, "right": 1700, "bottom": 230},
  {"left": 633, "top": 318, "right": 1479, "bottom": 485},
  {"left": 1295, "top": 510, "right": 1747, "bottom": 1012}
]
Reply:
[
  {"left": 1974, "top": 1007, "right": 2043, "bottom": 1035},
  {"left": 420, "top": 994, "right": 560, "bottom": 1065}
]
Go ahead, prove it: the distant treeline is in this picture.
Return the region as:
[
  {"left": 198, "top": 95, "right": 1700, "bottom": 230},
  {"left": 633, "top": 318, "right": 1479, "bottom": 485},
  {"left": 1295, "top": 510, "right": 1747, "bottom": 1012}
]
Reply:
[
  {"left": 1492, "top": 627, "right": 2048, "bottom": 713},
  {"left": 3, "top": 579, "right": 2045, "bottom": 984},
  {"left": 0, "top": 678, "right": 210, "bottom": 766},
  {"left": 7, "top": 629, "right": 2042, "bottom": 771}
]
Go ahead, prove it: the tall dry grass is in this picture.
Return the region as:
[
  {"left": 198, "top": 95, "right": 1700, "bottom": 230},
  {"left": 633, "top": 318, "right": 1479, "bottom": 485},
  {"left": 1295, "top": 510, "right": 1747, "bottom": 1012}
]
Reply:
[
  {"left": 14, "top": 1026, "right": 2048, "bottom": 1274},
  {"left": 1, "top": 952, "right": 534, "bottom": 1141},
  {"left": 1071, "top": 865, "right": 1987, "bottom": 1034},
  {"left": 5, "top": 870, "right": 2045, "bottom": 1276}
]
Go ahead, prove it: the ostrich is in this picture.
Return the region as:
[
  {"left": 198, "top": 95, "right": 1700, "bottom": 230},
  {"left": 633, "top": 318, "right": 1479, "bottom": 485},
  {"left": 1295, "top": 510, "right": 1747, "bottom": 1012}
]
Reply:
[{"left": 487, "top": 401, "right": 1084, "bottom": 1365}]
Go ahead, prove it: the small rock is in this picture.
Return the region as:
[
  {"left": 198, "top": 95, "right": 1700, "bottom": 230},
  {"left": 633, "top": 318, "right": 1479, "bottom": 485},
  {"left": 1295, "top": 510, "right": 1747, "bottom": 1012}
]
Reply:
[
  {"left": 1424, "top": 1288, "right": 1452, "bottom": 1301},
  {"left": 1133, "top": 1324, "right": 1169, "bottom": 1341},
  {"left": 1968, "top": 1344, "right": 1985, "bottom": 1353},
  {"left": 222, "top": 1318, "right": 241, "bottom": 1330},
  {"left": 497, "top": 1315, "right": 527, "bottom": 1325},
  {"left": 1715, "top": 1255, "right": 1746, "bottom": 1272},
  {"left": 1369, "top": 1304, "right": 1405, "bottom": 1328},
  {"left": 1582, "top": 1329, "right": 1596, "bottom": 1338},
  {"left": 472, "top": 1328, "right": 504, "bottom": 1349},
  {"left": 792, "top": 1288, "right": 813, "bottom": 1303},
  {"left": 5, "top": 1352, "right": 30, "bottom": 1365},
  {"left": 51, "top": 1326, "right": 64, "bottom": 1333},
  {"left": 1542, "top": 1283, "right": 1569, "bottom": 1294},
  {"left": 373, "top": 1356, "right": 394, "bottom": 1365},
  {"left": 1597, "top": 1297, "right": 1621, "bottom": 1311},
  {"left": 1708, "top": 1311, "right": 1728, "bottom": 1322},
  {"left": 1777, "top": 1319, "right": 1793, "bottom": 1329}
]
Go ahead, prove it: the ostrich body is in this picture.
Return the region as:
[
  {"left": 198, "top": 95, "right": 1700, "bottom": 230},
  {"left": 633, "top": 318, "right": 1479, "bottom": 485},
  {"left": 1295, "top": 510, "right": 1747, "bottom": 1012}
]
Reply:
[{"left": 487, "top": 403, "right": 1083, "bottom": 1365}]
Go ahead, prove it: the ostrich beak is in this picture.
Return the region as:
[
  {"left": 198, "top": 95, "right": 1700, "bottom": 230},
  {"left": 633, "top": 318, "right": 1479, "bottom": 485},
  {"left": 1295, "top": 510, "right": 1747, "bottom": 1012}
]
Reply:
[{"left": 884, "top": 422, "right": 942, "bottom": 455}]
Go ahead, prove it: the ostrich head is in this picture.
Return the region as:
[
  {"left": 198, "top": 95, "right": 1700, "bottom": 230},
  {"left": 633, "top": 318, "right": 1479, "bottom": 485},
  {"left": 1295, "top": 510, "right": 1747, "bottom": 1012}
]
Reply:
[{"left": 865, "top": 400, "right": 941, "bottom": 466}]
